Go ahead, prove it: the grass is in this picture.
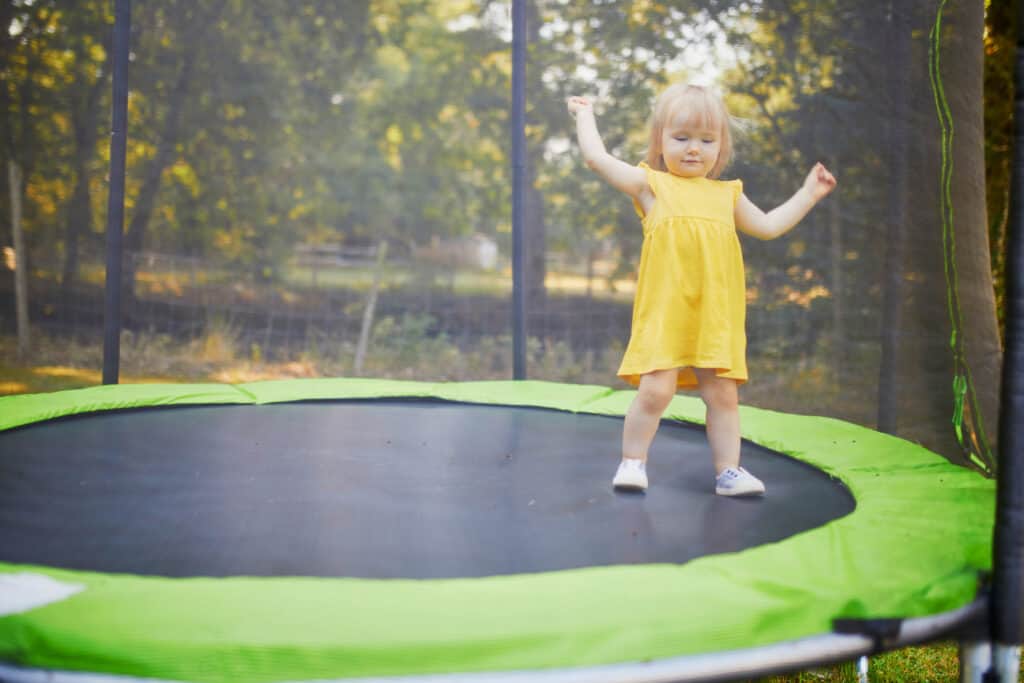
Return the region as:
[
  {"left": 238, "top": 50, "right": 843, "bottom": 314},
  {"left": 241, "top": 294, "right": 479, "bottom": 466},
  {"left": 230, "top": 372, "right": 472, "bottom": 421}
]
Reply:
[
  {"left": 0, "top": 329, "right": 1013, "bottom": 681},
  {"left": 281, "top": 262, "right": 637, "bottom": 301},
  {"left": 0, "top": 363, "right": 158, "bottom": 395}
]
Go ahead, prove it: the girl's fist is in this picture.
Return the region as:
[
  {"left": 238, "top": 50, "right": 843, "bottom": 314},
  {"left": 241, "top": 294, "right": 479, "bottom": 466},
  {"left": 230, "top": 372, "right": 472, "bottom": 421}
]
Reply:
[
  {"left": 804, "top": 162, "right": 837, "bottom": 201},
  {"left": 567, "top": 96, "right": 593, "bottom": 117}
]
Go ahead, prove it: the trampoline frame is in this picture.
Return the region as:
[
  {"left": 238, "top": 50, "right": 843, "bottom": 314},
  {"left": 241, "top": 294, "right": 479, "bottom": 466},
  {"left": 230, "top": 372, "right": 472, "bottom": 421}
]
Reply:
[{"left": 0, "top": 599, "right": 990, "bottom": 682}]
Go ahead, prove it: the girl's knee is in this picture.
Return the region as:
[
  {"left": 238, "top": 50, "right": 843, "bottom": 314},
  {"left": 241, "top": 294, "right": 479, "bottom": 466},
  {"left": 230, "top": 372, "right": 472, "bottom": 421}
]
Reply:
[
  {"left": 636, "top": 375, "right": 676, "bottom": 413},
  {"left": 703, "top": 390, "right": 738, "bottom": 413},
  {"left": 697, "top": 374, "right": 738, "bottom": 412},
  {"left": 638, "top": 386, "right": 674, "bottom": 413}
]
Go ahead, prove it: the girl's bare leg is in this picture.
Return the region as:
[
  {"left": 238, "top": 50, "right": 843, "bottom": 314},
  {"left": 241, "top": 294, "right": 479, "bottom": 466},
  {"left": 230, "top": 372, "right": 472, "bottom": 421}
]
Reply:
[
  {"left": 693, "top": 368, "right": 741, "bottom": 474},
  {"left": 622, "top": 368, "right": 679, "bottom": 462}
]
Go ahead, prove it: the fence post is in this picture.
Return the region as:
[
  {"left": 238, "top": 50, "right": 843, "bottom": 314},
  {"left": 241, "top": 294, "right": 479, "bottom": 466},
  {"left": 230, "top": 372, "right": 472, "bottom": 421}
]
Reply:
[{"left": 354, "top": 241, "right": 389, "bottom": 375}]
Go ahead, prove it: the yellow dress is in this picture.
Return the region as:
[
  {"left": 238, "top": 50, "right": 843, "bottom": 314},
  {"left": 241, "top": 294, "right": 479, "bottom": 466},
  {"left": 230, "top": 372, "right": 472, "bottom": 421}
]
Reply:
[{"left": 617, "top": 162, "right": 747, "bottom": 389}]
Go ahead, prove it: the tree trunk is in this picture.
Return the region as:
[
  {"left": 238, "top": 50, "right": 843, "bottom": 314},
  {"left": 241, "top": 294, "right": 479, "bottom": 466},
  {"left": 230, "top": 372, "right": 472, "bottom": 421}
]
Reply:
[
  {"left": 524, "top": 0, "right": 547, "bottom": 317},
  {"left": 585, "top": 246, "right": 595, "bottom": 302},
  {"left": 61, "top": 51, "right": 108, "bottom": 298},
  {"left": 525, "top": 166, "right": 547, "bottom": 309},
  {"left": 8, "top": 160, "right": 30, "bottom": 357},
  {"left": 876, "top": 0, "right": 999, "bottom": 470},
  {"left": 121, "top": 49, "right": 197, "bottom": 306},
  {"left": 933, "top": 0, "right": 1000, "bottom": 470},
  {"left": 121, "top": 1, "right": 228, "bottom": 306}
]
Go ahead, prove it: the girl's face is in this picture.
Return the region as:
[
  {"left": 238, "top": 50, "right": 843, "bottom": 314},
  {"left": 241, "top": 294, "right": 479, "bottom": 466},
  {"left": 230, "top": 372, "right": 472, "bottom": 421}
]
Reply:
[{"left": 660, "top": 110, "right": 722, "bottom": 178}]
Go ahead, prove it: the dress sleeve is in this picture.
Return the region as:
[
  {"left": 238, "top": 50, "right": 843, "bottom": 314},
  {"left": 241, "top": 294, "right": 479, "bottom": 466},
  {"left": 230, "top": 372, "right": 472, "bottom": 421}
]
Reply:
[
  {"left": 631, "top": 162, "right": 658, "bottom": 219},
  {"left": 730, "top": 178, "right": 744, "bottom": 206}
]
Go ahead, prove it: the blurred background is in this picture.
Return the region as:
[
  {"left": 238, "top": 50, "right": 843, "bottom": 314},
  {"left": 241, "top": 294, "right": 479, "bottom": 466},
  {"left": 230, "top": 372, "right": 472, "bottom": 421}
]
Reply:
[{"left": 0, "top": 0, "right": 1015, "bottom": 473}]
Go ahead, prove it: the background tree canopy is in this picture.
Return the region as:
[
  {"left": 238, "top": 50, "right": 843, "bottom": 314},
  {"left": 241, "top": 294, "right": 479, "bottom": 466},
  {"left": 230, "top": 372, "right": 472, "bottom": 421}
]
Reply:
[{"left": 0, "top": 0, "right": 1012, "bottom": 472}]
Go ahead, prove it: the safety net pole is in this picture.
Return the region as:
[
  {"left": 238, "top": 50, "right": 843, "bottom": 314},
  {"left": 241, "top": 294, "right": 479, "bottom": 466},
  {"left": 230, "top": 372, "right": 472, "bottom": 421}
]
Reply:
[
  {"left": 510, "top": 0, "right": 527, "bottom": 379},
  {"left": 992, "top": 1, "right": 1024, "bottom": 679},
  {"left": 101, "top": 0, "right": 131, "bottom": 385}
]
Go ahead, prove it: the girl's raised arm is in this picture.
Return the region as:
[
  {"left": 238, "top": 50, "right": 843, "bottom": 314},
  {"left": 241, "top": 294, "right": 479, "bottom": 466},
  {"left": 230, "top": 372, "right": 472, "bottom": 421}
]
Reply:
[
  {"left": 735, "top": 163, "right": 837, "bottom": 240},
  {"left": 568, "top": 96, "right": 649, "bottom": 203}
]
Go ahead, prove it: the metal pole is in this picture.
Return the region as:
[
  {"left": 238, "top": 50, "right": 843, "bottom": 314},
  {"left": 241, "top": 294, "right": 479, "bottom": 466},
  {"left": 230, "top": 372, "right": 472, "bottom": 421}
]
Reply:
[
  {"left": 510, "top": 0, "right": 527, "bottom": 379},
  {"left": 991, "top": 0, "right": 1024, "bottom": 679},
  {"left": 102, "top": 0, "right": 131, "bottom": 385},
  {"left": 958, "top": 640, "right": 990, "bottom": 683},
  {"left": 855, "top": 655, "right": 869, "bottom": 683}
]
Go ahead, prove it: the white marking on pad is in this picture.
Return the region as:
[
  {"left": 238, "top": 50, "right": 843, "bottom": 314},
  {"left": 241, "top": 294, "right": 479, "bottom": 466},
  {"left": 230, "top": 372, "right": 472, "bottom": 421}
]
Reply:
[{"left": 0, "top": 572, "right": 85, "bottom": 616}]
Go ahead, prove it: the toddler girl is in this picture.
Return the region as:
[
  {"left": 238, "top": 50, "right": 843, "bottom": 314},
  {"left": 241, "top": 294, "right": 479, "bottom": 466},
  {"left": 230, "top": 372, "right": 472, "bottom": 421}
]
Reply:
[{"left": 567, "top": 84, "right": 836, "bottom": 496}]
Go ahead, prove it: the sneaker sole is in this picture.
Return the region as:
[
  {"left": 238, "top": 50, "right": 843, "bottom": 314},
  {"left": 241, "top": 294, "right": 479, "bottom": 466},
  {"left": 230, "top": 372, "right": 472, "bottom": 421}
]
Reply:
[
  {"left": 613, "top": 477, "right": 648, "bottom": 492},
  {"left": 715, "top": 485, "right": 765, "bottom": 497}
]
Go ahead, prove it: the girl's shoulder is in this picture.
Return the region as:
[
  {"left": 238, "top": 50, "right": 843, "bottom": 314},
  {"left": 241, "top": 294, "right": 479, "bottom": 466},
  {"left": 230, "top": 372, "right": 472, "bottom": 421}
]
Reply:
[
  {"left": 714, "top": 176, "right": 743, "bottom": 195},
  {"left": 715, "top": 177, "right": 744, "bottom": 204}
]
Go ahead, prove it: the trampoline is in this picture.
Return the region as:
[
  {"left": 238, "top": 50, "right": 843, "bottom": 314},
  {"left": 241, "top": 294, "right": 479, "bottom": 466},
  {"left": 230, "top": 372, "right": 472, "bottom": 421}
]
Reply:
[
  {"left": 0, "top": 0, "right": 1014, "bottom": 679},
  {"left": 0, "top": 378, "right": 995, "bottom": 682}
]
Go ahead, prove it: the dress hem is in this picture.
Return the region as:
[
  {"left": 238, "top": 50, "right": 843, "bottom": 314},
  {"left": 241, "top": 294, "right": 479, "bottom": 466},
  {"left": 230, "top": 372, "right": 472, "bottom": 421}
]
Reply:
[{"left": 617, "top": 361, "right": 748, "bottom": 389}]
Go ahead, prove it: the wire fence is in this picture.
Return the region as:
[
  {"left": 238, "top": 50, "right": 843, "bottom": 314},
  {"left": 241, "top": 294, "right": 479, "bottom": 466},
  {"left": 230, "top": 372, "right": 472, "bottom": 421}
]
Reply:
[{"left": 2, "top": 245, "right": 862, "bottom": 411}]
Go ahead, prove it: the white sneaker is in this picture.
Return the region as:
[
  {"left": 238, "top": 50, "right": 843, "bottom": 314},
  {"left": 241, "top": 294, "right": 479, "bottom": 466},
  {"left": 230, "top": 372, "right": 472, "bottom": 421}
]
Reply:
[
  {"left": 715, "top": 467, "right": 766, "bottom": 497},
  {"left": 612, "top": 459, "right": 648, "bottom": 491}
]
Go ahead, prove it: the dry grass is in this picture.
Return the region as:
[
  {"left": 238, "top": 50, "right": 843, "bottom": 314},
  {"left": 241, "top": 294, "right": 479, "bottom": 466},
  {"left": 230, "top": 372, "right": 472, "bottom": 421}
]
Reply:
[{"left": 0, "top": 327, "right": 330, "bottom": 394}]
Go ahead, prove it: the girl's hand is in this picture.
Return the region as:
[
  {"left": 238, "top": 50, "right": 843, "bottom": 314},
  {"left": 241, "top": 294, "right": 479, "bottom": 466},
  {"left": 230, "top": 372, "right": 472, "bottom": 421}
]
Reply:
[
  {"left": 567, "top": 96, "right": 593, "bottom": 118},
  {"left": 803, "top": 162, "right": 837, "bottom": 201}
]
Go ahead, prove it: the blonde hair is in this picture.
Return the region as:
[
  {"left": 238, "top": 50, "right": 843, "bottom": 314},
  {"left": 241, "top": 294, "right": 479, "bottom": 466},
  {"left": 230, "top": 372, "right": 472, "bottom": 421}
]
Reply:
[{"left": 645, "top": 84, "right": 735, "bottom": 179}]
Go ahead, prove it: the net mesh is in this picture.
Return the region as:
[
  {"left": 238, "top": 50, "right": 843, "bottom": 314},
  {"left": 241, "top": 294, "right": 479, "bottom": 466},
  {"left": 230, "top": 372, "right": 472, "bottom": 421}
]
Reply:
[{"left": 0, "top": 0, "right": 999, "bottom": 470}]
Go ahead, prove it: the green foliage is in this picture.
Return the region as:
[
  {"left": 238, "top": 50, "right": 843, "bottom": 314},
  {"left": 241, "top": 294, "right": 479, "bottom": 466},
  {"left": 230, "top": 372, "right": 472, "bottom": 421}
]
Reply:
[
  {"left": 2, "top": 0, "right": 1002, "bottom": 317},
  {"left": 367, "top": 313, "right": 451, "bottom": 369}
]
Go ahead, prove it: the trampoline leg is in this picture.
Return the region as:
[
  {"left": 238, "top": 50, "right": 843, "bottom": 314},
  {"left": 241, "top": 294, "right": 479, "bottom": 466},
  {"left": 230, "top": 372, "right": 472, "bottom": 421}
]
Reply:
[
  {"left": 958, "top": 640, "right": 991, "bottom": 682},
  {"left": 992, "top": 643, "right": 1021, "bottom": 682},
  {"left": 856, "top": 654, "right": 870, "bottom": 682}
]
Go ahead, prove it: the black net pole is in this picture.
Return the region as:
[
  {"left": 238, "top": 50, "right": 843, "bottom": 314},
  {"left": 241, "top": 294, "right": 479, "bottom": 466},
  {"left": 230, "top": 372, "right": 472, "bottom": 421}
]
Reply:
[
  {"left": 102, "top": 0, "right": 131, "bottom": 385},
  {"left": 876, "top": 3, "right": 911, "bottom": 435},
  {"left": 992, "top": 0, "right": 1024, "bottom": 674},
  {"left": 510, "top": 0, "right": 527, "bottom": 379}
]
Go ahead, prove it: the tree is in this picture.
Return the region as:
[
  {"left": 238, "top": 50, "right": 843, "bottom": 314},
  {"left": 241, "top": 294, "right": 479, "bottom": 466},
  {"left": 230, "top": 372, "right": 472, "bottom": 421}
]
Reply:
[
  {"left": 58, "top": 1, "right": 111, "bottom": 297},
  {"left": 2, "top": 0, "right": 64, "bottom": 346},
  {"left": 120, "top": 0, "right": 231, "bottom": 303}
]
